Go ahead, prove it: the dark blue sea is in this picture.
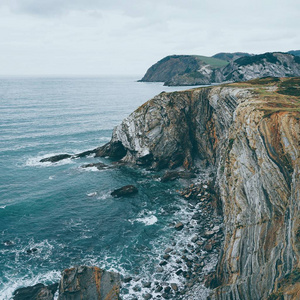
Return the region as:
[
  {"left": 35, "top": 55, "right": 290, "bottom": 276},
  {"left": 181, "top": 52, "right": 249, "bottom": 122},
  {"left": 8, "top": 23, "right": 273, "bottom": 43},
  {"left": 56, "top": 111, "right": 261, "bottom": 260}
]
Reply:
[{"left": 0, "top": 76, "right": 212, "bottom": 299}]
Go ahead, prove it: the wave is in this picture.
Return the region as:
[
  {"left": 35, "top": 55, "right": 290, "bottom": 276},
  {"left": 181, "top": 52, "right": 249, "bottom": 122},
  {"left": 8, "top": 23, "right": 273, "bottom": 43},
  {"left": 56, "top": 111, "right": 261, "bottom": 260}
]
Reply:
[
  {"left": 135, "top": 215, "right": 158, "bottom": 226},
  {"left": 1, "top": 270, "right": 61, "bottom": 300}
]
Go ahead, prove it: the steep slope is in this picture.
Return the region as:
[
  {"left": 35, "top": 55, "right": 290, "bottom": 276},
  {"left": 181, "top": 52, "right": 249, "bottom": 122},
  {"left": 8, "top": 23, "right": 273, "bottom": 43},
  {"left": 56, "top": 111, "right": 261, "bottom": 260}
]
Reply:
[
  {"left": 139, "top": 55, "right": 228, "bottom": 86},
  {"left": 98, "top": 77, "right": 300, "bottom": 299}
]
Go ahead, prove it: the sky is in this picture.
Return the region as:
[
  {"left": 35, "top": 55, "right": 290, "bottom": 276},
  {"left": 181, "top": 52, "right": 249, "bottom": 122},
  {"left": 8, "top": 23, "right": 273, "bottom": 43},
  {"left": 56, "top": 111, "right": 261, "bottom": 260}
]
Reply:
[{"left": 0, "top": 0, "right": 299, "bottom": 76}]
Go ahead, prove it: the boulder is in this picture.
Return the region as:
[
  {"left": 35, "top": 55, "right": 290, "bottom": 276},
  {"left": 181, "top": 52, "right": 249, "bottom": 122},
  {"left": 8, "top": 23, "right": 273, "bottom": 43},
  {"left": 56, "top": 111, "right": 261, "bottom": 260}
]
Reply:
[
  {"left": 174, "top": 222, "right": 184, "bottom": 231},
  {"left": 13, "top": 283, "right": 58, "bottom": 300},
  {"left": 58, "top": 266, "right": 120, "bottom": 300},
  {"left": 111, "top": 185, "right": 138, "bottom": 197}
]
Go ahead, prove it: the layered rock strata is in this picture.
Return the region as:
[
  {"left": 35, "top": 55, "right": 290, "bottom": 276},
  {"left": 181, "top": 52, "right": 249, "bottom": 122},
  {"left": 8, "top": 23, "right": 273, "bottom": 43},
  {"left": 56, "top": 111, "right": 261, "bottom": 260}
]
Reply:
[
  {"left": 58, "top": 266, "right": 120, "bottom": 300},
  {"left": 99, "top": 77, "right": 300, "bottom": 299}
]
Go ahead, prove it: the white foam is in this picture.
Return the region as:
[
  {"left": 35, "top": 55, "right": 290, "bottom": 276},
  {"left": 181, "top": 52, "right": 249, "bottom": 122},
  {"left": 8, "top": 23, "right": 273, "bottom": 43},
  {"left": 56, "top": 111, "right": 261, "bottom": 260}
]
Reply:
[
  {"left": 87, "top": 192, "right": 98, "bottom": 197},
  {"left": 0, "top": 205, "right": 6, "bottom": 209},
  {"left": 97, "top": 191, "right": 111, "bottom": 200},
  {"left": 82, "top": 166, "right": 99, "bottom": 172},
  {"left": 25, "top": 154, "right": 74, "bottom": 167},
  {"left": 1, "top": 270, "right": 61, "bottom": 300},
  {"left": 135, "top": 215, "right": 158, "bottom": 226},
  {"left": 49, "top": 176, "right": 55, "bottom": 180}
]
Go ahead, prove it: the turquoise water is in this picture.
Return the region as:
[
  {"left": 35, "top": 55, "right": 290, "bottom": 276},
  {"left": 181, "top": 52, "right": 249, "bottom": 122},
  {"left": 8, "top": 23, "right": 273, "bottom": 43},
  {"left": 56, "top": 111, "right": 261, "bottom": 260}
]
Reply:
[{"left": 0, "top": 77, "right": 203, "bottom": 299}]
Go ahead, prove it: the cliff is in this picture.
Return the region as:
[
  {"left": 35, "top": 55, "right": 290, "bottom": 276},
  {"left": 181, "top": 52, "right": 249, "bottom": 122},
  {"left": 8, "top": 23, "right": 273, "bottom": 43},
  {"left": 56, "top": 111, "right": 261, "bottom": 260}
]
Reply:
[
  {"left": 139, "top": 52, "right": 300, "bottom": 86},
  {"left": 98, "top": 77, "right": 300, "bottom": 299}
]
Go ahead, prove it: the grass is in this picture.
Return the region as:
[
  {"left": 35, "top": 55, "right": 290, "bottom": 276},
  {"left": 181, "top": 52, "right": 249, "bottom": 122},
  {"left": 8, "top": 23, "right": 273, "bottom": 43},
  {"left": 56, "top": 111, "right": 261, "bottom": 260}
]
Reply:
[
  {"left": 194, "top": 55, "right": 229, "bottom": 68},
  {"left": 229, "top": 77, "right": 300, "bottom": 117}
]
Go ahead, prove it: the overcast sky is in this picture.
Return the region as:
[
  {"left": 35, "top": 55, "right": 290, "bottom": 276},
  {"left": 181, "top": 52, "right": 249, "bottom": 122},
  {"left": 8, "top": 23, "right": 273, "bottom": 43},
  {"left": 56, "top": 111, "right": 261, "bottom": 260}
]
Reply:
[{"left": 0, "top": 0, "right": 299, "bottom": 76}]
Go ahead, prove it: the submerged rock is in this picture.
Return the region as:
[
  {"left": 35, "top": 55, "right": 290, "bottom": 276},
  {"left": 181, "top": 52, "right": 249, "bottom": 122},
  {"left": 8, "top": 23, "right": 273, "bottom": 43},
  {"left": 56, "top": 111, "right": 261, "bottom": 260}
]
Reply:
[
  {"left": 81, "top": 162, "right": 109, "bottom": 170},
  {"left": 111, "top": 185, "right": 138, "bottom": 197},
  {"left": 13, "top": 283, "right": 58, "bottom": 300},
  {"left": 58, "top": 266, "right": 120, "bottom": 300}
]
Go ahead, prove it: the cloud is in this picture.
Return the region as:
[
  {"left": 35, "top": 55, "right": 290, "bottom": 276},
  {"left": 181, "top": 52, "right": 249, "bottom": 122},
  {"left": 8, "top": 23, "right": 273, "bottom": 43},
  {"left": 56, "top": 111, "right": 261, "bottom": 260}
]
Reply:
[{"left": 0, "top": 0, "right": 299, "bottom": 75}]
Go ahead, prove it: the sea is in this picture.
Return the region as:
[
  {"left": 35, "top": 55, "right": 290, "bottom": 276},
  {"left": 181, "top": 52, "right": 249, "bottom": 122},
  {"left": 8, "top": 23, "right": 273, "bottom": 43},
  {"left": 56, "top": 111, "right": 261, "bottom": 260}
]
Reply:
[{"left": 0, "top": 76, "right": 213, "bottom": 299}]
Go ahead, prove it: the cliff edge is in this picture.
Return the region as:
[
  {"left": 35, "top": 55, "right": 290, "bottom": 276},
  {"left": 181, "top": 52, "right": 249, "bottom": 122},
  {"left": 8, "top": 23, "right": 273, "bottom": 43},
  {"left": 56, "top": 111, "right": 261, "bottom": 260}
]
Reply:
[{"left": 98, "top": 77, "right": 300, "bottom": 299}]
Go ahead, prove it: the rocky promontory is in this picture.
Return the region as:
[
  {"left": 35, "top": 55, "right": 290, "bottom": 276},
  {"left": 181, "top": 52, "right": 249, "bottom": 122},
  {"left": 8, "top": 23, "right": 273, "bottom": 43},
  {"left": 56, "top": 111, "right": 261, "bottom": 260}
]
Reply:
[
  {"left": 97, "top": 77, "right": 300, "bottom": 299},
  {"left": 139, "top": 52, "right": 300, "bottom": 86}
]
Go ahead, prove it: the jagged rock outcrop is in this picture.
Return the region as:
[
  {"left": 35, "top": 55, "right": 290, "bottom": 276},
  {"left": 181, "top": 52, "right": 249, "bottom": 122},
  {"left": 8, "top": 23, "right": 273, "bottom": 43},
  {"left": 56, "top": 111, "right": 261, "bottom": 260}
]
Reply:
[
  {"left": 58, "top": 266, "right": 120, "bottom": 300},
  {"left": 139, "top": 52, "right": 300, "bottom": 86},
  {"left": 99, "top": 77, "right": 300, "bottom": 299}
]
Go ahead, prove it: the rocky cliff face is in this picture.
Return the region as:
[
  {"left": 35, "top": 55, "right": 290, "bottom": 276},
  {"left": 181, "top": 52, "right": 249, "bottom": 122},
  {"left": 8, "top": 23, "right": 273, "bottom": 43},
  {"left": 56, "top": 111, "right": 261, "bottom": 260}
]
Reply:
[
  {"left": 99, "top": 77, "right": 300, "bottom": 299},
  {"left": 223, "top": 52, "right": 300, "bottom": 83},
  {"left": 140, "top": 52, "right": 300, "bottom": 86}
]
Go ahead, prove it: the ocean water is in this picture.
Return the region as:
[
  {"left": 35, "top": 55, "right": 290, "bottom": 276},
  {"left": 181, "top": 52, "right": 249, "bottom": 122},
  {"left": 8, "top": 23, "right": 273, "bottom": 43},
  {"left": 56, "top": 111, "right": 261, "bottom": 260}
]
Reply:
[{"left": 0, "top": 76, "right": 213, "bottom": 299}]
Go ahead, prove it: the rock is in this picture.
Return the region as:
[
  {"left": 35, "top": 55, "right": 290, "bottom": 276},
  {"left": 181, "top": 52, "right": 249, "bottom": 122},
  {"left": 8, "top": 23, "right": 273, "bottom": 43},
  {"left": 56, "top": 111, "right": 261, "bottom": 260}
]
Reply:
[
  {"left": 171, "top": 283, "right": 178, "bottom": 292},
  {"left": 155, "top": 285, "right": 163, "bottom": 293},
  {"left": 143, "top": 293, "right": 152, "bottom": 299},
  {"left": 111, "top": 185, "right": 138, "bottom": 197},
  {"left": 123, "top": 276, "right": 132, "bottom": 283},
  {"left": 191, "top": 236, "right": 198, "bottom": 243},
  {"left": 192, "top": 213, "right": 201, "bottom": 220},
  {"left": 164, "top": 286, "right": 171, "bottom": 293},
  {"left": 163, "top": 254, "right": 170, "bottom": 260},
  {"left": 203, "top": 230, "right": 215, "bottom": 238},
  {"left": 40, "top": 154, "right": 72, "bottom": 163},
  {"left": 161, "top": 171, "right": 196, "bottom": 182},
  {"left": 81, "top": 162, "right": 109, "bottom": 170},
  {"left": 13, "top": 283, "right": 58, "bottom": 300},
  {"left": 164, "top": 248, "right": 173, "bottom": 253},
  {"left": 212, "top": 225, "right": 220, "bottom": 232},
  {"left": 143, "top": 282, "right": 151, "bottom": 288},
  {"left": 58, "top": 266, "right": 120, "bottom": 300},
  {"left": 204, "top": 242, "right": 213, "bottom": 252},
  {"left": 175, "top": 269, "right": 183, "bottom": 275},
  {"left": 159, "top": 261, "right": 167, "bottom": 266},
  {"left": 174, "top": 222, "right": 184, "bottom": 231},
  {"left": 133, "top": 285, "right": 141, "bottom": 292}
]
